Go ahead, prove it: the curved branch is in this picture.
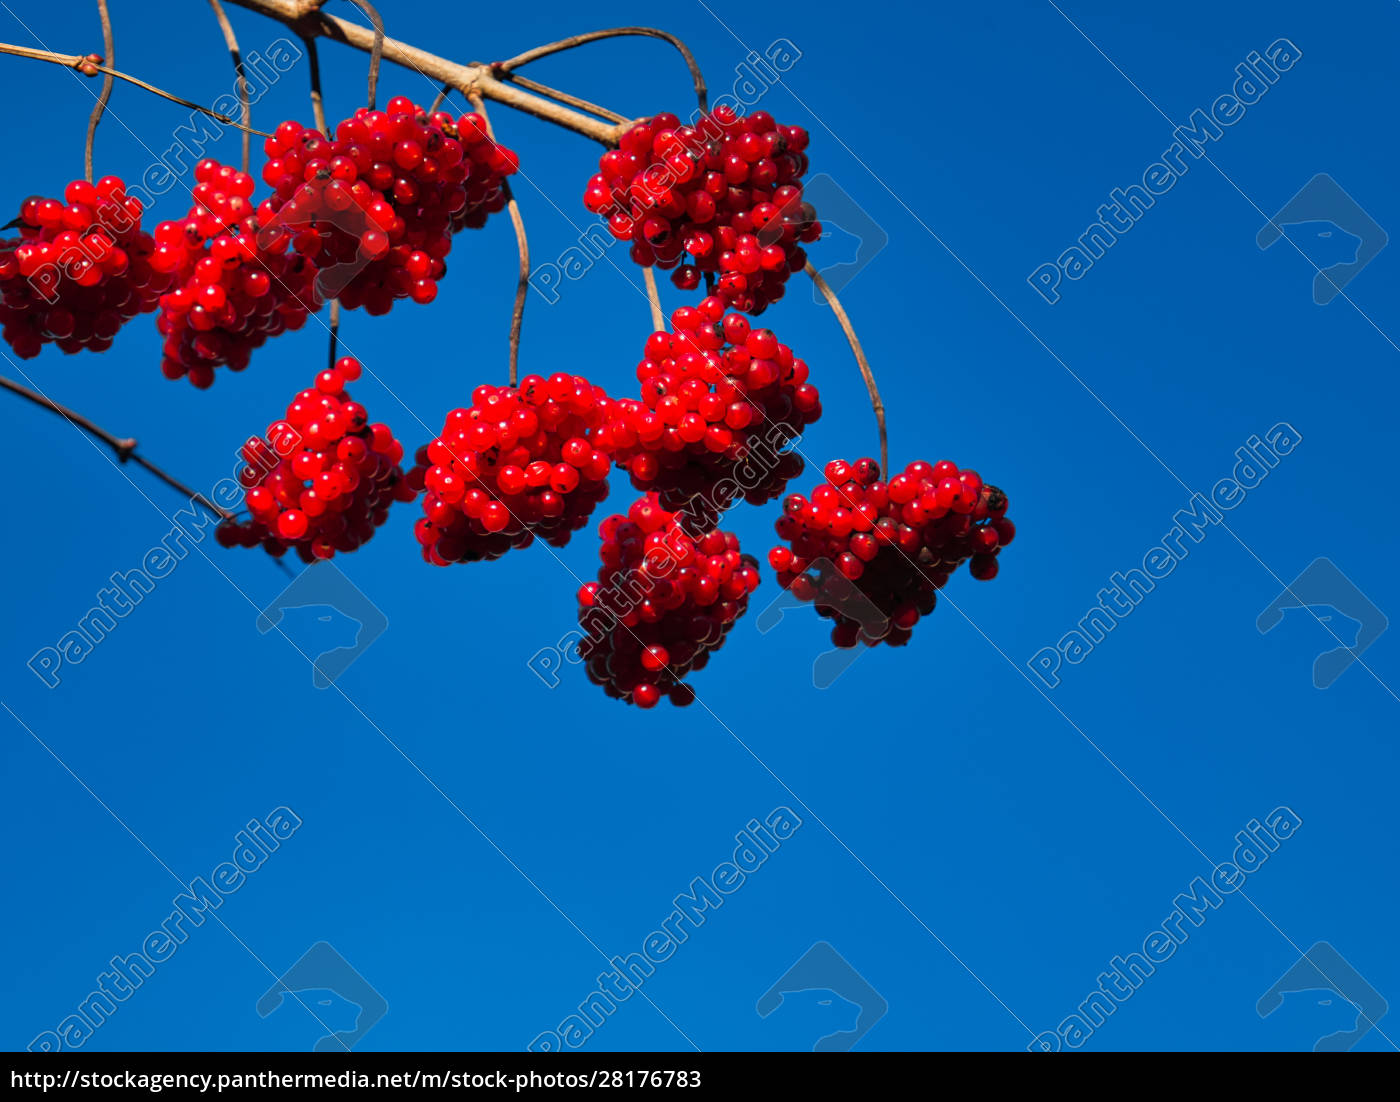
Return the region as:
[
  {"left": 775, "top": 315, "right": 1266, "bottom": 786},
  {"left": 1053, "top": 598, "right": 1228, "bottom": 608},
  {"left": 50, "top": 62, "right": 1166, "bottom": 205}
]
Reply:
[
  {"left": 222, "top": 0, "right": 626, "bottom": 145},
  {"left": 84, "top": 0, "right": 114, "bottom": 184},
  {"left": 0, "top": 41, "right": 273, "bottom": 137},
  {"left": 336, "top": 0, "right": 383, "bottom": 110},
  {"left": 301, "top": 34, "right": 328, "bottom": 134},
  {"left": 207, "top": 0, "right": 252, "bottom": 174},
  {"left": 496, "top": 27, "right": 707, "bottom": 112},
  {"left": 0, "top": 377, "right": 232, "bottom": 520},
  {"left": 469, "top": 93, "right": 530, "bottom": 388},
  {"left": 642, "top": 267, "right": 665, "bottom": 332},
  {"left": 327, "top": 297, "right": 340, "bottom": 371},
  {"left": 806, "top": 263, "right": 887, "bottom": 474},
  {"left": 499, "top": 71, "right": 628, "bottom": 124}
]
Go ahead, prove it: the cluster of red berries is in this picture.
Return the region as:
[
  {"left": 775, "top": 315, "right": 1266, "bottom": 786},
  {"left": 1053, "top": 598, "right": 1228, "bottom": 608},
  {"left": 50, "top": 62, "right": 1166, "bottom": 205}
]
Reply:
[
  {"left": 258, "top": 99, "right": 518, "bottom": 315},
  {"left": 583, "top": 107, "right": 819, "bottom": 315},
  {"left": 151, "top": 161, "right": 320, "bottom": 388},
  {"left": 0, "top": 176, "right": 170, "bottom": 358},
  {"left": 216, "top": 357, "right": 415, "bottom": 560},
  {"left": 409, "top": 373, "right": 615, "bottom": 565},
  {"left": 576, "top": 493, "right": 761, "bottom": 707},
  {"left": 769, "top": 458, "right": 1014, "bottom": 647},
  {"left": 599, "top": 297, "right": 819, "bottom": 512}
]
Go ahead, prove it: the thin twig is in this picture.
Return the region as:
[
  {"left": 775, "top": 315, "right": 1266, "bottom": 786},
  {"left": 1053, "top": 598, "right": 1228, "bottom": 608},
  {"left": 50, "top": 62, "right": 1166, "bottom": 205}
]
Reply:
[
  {"left": 806, "top": 262, "right": 887, "bottom": 474},
  {"left": 428, "top": 81, "right": 452, "bottom": 114},
  {"left": 500, "top": 180, "right": 528, "bottom": 388},
  {"left": 0, "top": 376, "right": 232, "bottom": 520},
  {"left": 327, "top": 298, "right": 340, "bottom": 371},
  {"left": 500, "top": 71, "right": 628, "bottom": 124},
  {"left": 0, "top": 41, "right": 273, "bottom": 137},
  {"left": 207, "top": 0, "right": 252, "bottom": 174},
  {"left": 495, "top": 27, "right": 707, "bottom": 112},
  {"left": 84, "top": 0, "right": 114, "bottom": 183},
  {"left": 469, "top": 92, "right": 529, "bottom": 387},
  {"left": 302, "top": 34, "right": 328, "bottom": 134},
  {"left": 222, "top": 0, "right": 625, "bottom": 145},
  {"left": 642, "top": 266, "right": 665, "bottom": 332},
  {"left": 338, "top": 0, "right": 383, "bottom": 110}
]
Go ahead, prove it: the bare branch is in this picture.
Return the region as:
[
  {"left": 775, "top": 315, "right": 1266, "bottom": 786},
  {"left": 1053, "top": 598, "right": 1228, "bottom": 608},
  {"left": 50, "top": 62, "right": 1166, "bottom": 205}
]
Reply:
[
  {"left": 336, "top": 0, "right": 383, "bottom": 109},
  {"left": 468, "top": 93, "right": 530, "bottom": 387},
  {"left": 0, "top": 41, "right": 273, "bottom": 137},
  {"left": 642, "top": 267, "right": 665, "bottom": 332},
  {"left": 222, "top": 0, "right": 627, "bottom": 144},
  {"left": 0, "top": 376, "right": 232, "bottom": 520},
  {"left": 207, "top": 0, "right": 252, "bottom": 174},
  {"left": 84, "top": 0, "right": 114, "bottom": 183},
  {"left": 302, "top": 33, "right": 328, "bottom": 134},
  {"left": 500, "top": 71, "right": 628, "bottom": 124},
  {"left": 496, "top": 27, "right": 707, "bottom": 112},
  {"left": 327, "top": 297, "right": 340, "bottom": 371},
  {"left": 806, "top": 263, "right": 887, "bottom": 474}
]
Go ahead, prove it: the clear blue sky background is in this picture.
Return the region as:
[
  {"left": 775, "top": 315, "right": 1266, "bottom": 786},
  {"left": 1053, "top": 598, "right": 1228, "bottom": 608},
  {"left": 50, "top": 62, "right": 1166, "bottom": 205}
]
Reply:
[{"left": 1, "top": 0, "right": 1396, "bottom": 1053}]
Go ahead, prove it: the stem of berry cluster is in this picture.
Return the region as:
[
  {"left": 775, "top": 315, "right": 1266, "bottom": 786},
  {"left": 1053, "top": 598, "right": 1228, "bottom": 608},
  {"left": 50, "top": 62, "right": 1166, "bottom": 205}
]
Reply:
[
  {"left": 495, "top": 27, "right": 708, "bottom": 113},
  {"left": 806, "top": 263, "right": 888, "bottom": 475},
  {"left": 327, "top": 298, "right": 341, "bottom": 370},
  {"left": 497, "top": 71, "right": 629, "bottom": 125},
  {"left": 0, "top": 376, "right": 233, "bottom": 520},
  {"left": 341, "top": 0, "right": 384, "bottom": 110},
  {"left": 223, "top": 0, "right": 631, "bottom": 145},
  {"left": 206, "top": 0, "right": 253, "bottom": 175},
  {"left": 642, "top": 267, "right": 665, "bottom": 332},
  {"left": 0, "top": 42, "right": 272, "bottom": 137},
  {"left": 301, "top": 35, "right": 329, "bottom": 135},
  {"left": 468, "top": 92, "right": 529, "bottom": 388},
  {"left": 83, "top": 0, "right": 114, "bottom": 184}
]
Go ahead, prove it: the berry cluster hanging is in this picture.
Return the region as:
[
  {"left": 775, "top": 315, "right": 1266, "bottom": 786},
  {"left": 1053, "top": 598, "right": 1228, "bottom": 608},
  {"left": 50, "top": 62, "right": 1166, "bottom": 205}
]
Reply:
[{"left": 1, "top": 15, "right": 1015, "bottom": 711}]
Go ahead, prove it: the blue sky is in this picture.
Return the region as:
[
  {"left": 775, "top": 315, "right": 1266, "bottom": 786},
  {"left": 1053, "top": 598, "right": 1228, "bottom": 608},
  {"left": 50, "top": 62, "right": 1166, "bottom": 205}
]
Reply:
[{"left": 1, "top": 0, "right": 1397, "bottom": 1053}]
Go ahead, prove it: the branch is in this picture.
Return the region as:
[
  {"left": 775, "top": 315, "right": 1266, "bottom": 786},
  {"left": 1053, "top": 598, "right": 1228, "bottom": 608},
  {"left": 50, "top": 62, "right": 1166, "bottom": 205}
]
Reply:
[
  {"left": 302, "top": 34, "right": 328, "bottom": 134},
  {"left": 642, "top": 266, "right": 665, "bottom": 332},
  {"left": 500, "top": 71, "right": 628, "bottom": 124},
  {"left": 496, "top": 27, "right": 707, "bottom": 112},
  {"left": 0, "top": 377, "right": 232, "bottom": 520},
  {"left": 806, "top": 263, "right": 887, "bottom": 474},
  {"left": 224, "top": 0, "right": 628, "bottom": 144},
  {"left": 468, "top": 93, "right": 529, "bottom": 388},
  {"left": 327, "top": 297, "right": 340, "bottom": 370},
  {"left": 0, "top": 41, "right": 273, "bottom": 137},
  {"left": 206, "top": 0, "right": 252, "bottom": 174},
  {"left": 339, "top": 0, "right": 383, "bottom": 109},
  {"left": 84, "top": 0, "right": 114, "bottom": 184}
]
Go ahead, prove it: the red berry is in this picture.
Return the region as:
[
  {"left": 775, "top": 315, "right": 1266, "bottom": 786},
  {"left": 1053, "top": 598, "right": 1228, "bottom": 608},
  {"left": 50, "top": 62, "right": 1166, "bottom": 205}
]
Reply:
[
  {"left": 597, "top": 301, "right": 819, "bottom": 512},
  {"left": 766, "top": 458, "right": 1013, "bottom": 647},
  {"left": 584, "top": 108, "right": 815, "bottom": 315},
  {"left": 411, "top": 374, "right": 615, "bottom": 566},
  {"left": 575, "top": 493, "right": 760, "bottom": 706},
  {"left": 216, "top": 362, "right": 414, "bottom": 560},
  {"left": 0, "top": 175, "right": 175, "bottom": 360}
]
